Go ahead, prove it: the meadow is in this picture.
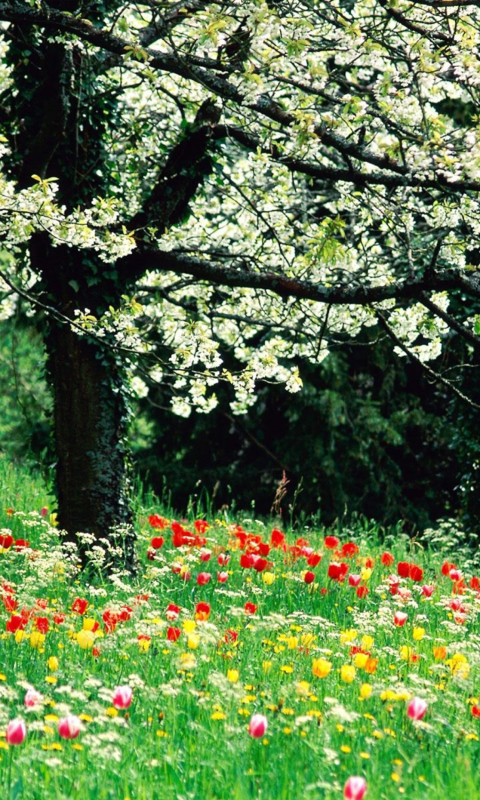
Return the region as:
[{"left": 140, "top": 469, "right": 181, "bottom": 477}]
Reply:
[{"left": 0, "top": 461, "right": 479, "bottom": 799}]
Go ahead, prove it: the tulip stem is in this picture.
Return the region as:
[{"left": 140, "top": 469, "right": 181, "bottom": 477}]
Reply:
[{"left": 7, "top": 747, "right": 13, "bottom": 795}]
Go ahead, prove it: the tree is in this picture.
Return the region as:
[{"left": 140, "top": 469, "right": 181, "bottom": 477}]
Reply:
[{"left": 0, "top": 0, "right": 480, "bottom": 567}]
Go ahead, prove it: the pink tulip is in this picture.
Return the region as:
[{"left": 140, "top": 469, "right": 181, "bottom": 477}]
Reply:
[
  {"left": 24, "top": 688, "right": 43, "bottom": 707},
  {"left": 58, "top": 715, "right": 82, "bottom": 739},
  {"left": 197, "top": 572, "right": 211, "bottom": 586},
  {"left": 6, "top": 718, "right": 26, "bottom": 745},
  {"left": 421, "top": 585, "right": 435, "bottom": 597},
  {"left": 248, "top": 713, "right": 268, "bottom": 738},
  {"left": 407, "top": 697, "right": 427, "bottom": 720},
  {"left": 217, "top": 572, "right": 229, "bottom": 583},
  {"left": 113, "top": 685, "right": 133, "bottom": 709},
  {"left": 394, "top": 611, "right": 408, "bottom": 627},
  {"left": 344, "top": 776, "right": 367, "bottom": 800},
  {"left": 199, "top": 550, "right": 211, "bottom": 563},
  {"left": 348, "top": 574, "right": 361, "bottom": 587},
  {"left": 218, "top": 553, "right": 230, "bottom": 567}
]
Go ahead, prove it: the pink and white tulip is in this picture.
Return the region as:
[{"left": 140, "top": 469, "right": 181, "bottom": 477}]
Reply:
[
  {"left": 58, "top": 715, "right": 82, "bottom": 739},
  {"left": 6, "top": 718, "right": 27, "bottom": 745},
  {"left": 113, "top": 685, "right": 133, "bottom": 709},
  {"left": 344, "top": 776, "right": 367, "bottom": 800},
  {"left": 24, "top": 688, "right": 43, "bottom": 708},
  {"left": 248, "top": 713, "right": 268, "bottom": 738},
  {"left": 407, "top": 697, "right": 427, "bottom": 720}
]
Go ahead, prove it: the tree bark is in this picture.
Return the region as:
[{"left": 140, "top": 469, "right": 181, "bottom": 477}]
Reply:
[{"left": 31, "top": 235, "right": 136, "bottom": 570}]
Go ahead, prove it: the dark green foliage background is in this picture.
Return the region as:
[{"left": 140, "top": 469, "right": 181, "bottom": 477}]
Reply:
[{"left": 0, "top": 302, "right": 476, "bottom": 532}]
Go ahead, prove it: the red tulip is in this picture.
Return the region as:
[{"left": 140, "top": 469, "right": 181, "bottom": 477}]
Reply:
[
  {"left": 324, "top": 536, "right": 340, "bottom": 549},
  {"left": 394, "top": 611, "right": 408, "bottom": 627}
]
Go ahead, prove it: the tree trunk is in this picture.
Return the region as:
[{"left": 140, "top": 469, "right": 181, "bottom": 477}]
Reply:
[{"left": 32, "top": 236, "right": 136, "bottom": 571}]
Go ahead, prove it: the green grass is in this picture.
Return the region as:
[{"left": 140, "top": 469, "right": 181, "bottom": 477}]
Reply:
[{"left": 0, "top": 460, "right": 479, "bottom": 799}]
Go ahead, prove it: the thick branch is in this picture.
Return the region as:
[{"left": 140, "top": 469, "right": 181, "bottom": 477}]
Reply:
[{"left": 120, "top": 249, "right": 480, "bottom": 304}]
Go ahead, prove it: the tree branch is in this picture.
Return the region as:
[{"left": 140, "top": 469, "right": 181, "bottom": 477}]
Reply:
[
  {"left": 120, "top": 248, "right": 480, "bottom": 304},
  {"left": 375, "top": 309, "right": 480, "bottom": 410}
]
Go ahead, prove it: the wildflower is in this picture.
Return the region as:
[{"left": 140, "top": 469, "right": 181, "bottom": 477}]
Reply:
[
  {"left": 407, "top": 697, "right": 427, "bottom": 721},
  {"left": 6, "top": 718, "right": 26, "bottom": 745},
  {"left": 344, "top": 776, "right": 367, "bottom": 800},
  {"left": 113, "top": 686, "right": 133, "bottom": 709},
  {"left": 312, "top": 658, "right": 332, "bottom": 679},
  {"left": 248, "top": 713, "right": 268, "bottom": 738},
  {"left": 58, "top": 716, "right": 82, "bottom": 739}
]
